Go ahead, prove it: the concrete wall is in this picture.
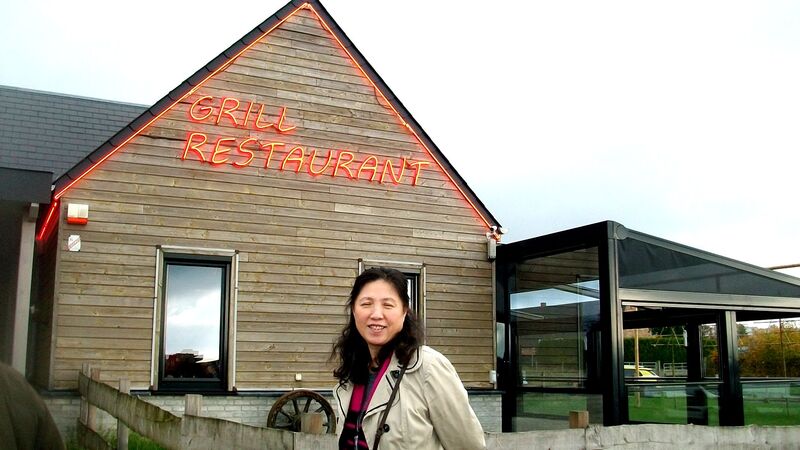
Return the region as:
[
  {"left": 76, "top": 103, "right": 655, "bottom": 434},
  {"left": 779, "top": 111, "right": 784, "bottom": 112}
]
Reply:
[
  {"left": 469, "top": 391, "right": 502, "bottom": 432},
  {"left": 44, "top": 394, "right": 82, "bottom": 436},
  {"left": 483, "top": 424, "right": 800, "bottom": 449}
]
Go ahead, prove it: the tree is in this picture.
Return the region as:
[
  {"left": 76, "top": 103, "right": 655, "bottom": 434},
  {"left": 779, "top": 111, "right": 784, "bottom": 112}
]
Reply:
[{"left": 738, "top": 322, "right": 800, "bottom": 377}]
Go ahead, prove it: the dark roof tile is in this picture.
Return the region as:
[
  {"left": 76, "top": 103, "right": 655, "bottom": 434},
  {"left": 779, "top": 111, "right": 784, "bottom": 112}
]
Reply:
[
  {"left": 186, "top": 68, "right": 212, "bottom": 86},
  {"left": 0, "top": 85, "right": 146, "bottom": 181},
  {"left": 130, "top": 110, "right": 158, "bottom": 131}
]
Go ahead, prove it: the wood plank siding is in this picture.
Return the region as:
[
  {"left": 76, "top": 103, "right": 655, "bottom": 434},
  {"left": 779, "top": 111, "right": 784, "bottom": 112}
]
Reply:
[{"left": 50, "top": 8, "right": 494, "bottom": 390}]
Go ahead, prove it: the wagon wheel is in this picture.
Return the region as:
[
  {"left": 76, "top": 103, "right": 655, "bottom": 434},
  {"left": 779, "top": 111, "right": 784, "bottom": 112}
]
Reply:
[{"left": 267, "top": 389, "right": 336, "bottom": 434}]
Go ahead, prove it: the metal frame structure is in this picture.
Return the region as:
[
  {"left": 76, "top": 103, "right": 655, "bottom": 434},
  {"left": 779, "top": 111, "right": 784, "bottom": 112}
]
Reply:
[{"left": 496, "top": 221, "right": 800, "bottom": 430}]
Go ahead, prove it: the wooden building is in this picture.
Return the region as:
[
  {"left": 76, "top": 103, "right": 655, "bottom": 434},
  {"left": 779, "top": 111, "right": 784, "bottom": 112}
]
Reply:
[
  {"left": 1, "top": 0, "right": 503, "bottom": 432},
  {"left": 6, "top": 1, "right": 800, "bottom": 438}
]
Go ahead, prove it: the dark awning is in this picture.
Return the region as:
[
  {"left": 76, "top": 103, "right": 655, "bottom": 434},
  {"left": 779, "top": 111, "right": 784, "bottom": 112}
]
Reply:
[{"left": 0, "top": 166, "right": 52, "bottom": 203}]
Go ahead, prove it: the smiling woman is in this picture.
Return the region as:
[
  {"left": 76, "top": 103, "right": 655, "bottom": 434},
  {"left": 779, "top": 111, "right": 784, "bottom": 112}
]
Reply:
[{"left": 331, "top": 267, "right": 486, "bottom": 450}]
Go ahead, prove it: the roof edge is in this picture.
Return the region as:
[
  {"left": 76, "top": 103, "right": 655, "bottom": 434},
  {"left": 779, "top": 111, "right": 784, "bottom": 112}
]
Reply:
[
  {"left": 0, "top": 83, "right": 148, "bottom": 108},
  {"left": 51, "top": 0, "right": 501, "bottom": 231},
  {"left": 52, "top": 0, "right": 303, "bottom": 198},
  {"left": 308, "top": 1, "right": 501, "bottom": 230}
]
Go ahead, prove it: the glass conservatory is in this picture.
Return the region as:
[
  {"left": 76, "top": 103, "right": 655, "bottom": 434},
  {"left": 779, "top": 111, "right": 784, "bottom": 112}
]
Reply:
[{"left": 496, "top": 221, "right": 800, "bottom": 431}]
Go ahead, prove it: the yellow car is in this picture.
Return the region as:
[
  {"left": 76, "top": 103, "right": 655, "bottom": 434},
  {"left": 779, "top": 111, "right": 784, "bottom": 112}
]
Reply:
[
  {"left": 625, "top": 365, "right": 663, "bottom": 397},
  {"left": 624, "top": 365, "right": 659, "bottom": 379}
]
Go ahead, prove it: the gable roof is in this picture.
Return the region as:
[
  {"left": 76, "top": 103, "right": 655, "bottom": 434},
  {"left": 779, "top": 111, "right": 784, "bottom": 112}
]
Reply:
[
  {"left": 48, "top": 0, "right": 501, "bottom": 232},
  {"left": 0, "top": 85, "right": 146, "bottom": 180}
]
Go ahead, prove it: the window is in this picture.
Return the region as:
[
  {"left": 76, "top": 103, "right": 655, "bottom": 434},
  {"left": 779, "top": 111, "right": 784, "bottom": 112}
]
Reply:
[
  {"left": 509, "top": 247, "right": 603, "bottom": 430},
  {"left": 405, "top": 272, "right": 422, "bottom": 320},
  {"left": 153, "top": 247, "right": 238, "bottom": 392}
]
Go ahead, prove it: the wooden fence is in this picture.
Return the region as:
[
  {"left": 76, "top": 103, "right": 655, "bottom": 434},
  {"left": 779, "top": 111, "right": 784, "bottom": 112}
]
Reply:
[
  {"left": 75, "top": 364, "right": 800, "bottom": 449},
  {"left": 76, "top": 365, "right": 335, "bottom": 450}
]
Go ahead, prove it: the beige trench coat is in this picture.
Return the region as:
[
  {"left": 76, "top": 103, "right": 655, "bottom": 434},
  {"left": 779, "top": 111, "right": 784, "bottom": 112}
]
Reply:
[{"left": 333, "top": 346, "right": 486, "bottom": 450}]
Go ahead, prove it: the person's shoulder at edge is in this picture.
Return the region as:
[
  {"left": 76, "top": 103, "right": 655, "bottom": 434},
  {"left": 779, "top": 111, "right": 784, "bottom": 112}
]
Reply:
[{"left": 0, "top": 362, "right": 66, "bottom": 450}]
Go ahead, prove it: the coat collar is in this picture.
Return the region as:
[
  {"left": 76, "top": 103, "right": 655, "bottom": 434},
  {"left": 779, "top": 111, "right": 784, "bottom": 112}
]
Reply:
[{"left": 334, "top": 347, "right": 424, "bottom": 420}]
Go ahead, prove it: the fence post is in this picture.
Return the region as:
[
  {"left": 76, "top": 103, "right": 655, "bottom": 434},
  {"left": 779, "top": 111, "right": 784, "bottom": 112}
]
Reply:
[
  {"left": 300, "top": 412, "right": 324, "bottom": 434},
  {"left": 80, "top": 363, "right": 90, "bottom": 427},
  {"left": 185, "top": 394, "right": 203, "bottom": 417},
  {"left": 117, "top": 378, "right": 130, "bottom": 450},
  {"left": 87, "top": 367, "right": 101, "bottom": 431},
  {"left": 569, "top": 410, "right": 589, "bottom": 429}
]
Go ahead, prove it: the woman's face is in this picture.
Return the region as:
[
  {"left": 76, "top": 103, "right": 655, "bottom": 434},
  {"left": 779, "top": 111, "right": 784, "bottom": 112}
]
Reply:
[{"left": 353, "top": 279, "right": 407, "bottom": 361}]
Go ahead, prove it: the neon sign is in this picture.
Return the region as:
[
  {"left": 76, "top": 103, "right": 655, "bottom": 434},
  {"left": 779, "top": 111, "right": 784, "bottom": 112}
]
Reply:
[
  {"left": 38, "top": 2, "right": 497, "bottom": 243},
  {"left": 182, "top": 95, "right": 430, "bottom": 186}
]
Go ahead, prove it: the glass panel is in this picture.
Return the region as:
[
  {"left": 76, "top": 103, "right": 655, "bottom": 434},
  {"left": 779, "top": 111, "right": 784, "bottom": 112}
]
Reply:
[
  {"left": 739, "top": 316, "right": 800, "bottom": 378},
  {"left": 623, "top": 320, "right": 718, "bottom": 379},
  {"left": 514, "top": 392, "right": 603, "bottom": 431},
  {"left": 618, "top": 237, "right": 800, "bottom": 297},
  {"left": 622, "top": 305, "right": 721, "bottom": 424},
  {"left": 510, "top": 247, "right": 601, "bottom": 431},
  {"left": 511, "top": 248, "right": 600, "bottom": 389},
  {"left": 627, "top": 382, "right": 720, "bottom": 425},
  {"left": 742, "top": 381, "right": 800, "bottom": 425},
  {"left": 163, "top": 263, "right": 224, "bottom": 380},
  {"left": 406, "top": 274, "right": 420, "bottom": 318},
  {"left": 624, "top": 324, "right": 688, "bottom": 380},
  {"left": 738, "top": 315, "right": 800, "bottom": 425}
]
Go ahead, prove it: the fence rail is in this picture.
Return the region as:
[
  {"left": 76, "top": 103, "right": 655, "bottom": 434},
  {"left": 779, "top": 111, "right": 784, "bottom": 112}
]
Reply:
[
  {"left": 76, "top": 364, "right": 332, "bottom": 450},
  {"left": 76, "top": 363, "right": 800, "bottom": 449}
]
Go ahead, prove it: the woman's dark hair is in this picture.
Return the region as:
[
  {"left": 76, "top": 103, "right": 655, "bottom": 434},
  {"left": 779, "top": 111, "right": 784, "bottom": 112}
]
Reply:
[{"left": 331, "top": 267, "right": 423, "bottom": 384}]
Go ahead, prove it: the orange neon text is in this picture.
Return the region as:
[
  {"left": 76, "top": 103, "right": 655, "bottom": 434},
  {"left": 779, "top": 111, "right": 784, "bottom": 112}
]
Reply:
[
  {"left": 180, "top": 132, "right": 428, "bottom": 186},
  {"left": 189, "top": 95, "right": 296, "bottom": 133}
]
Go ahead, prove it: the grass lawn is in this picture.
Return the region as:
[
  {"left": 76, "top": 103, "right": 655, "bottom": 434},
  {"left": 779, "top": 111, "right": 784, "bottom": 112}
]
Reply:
[
  {"left": 518, "top": 391, "right": 800, "bottom": 426},
  {"left": 744, "top": 398, "right": 800, "bottom": 425},
  {"left": 67, "top": 429, "right": 166, "bottom": 450}
]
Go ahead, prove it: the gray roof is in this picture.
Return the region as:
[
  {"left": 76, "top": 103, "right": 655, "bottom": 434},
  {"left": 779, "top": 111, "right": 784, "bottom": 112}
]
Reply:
[{"left": 0, "top": 85, "right": 146, "bottom": 181}]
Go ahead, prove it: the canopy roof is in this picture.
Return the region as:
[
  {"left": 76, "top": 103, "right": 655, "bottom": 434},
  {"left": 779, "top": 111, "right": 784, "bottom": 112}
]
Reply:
[
  {"left": 617, "top": 226, "right": 800, "bottom": 312},
  {"left": 499, "top": 221, "right": 800, "bottom": 313}
]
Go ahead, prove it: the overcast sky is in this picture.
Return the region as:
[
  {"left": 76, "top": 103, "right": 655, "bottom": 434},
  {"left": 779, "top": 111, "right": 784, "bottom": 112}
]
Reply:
[{"left": 1, "top": 1, "right": 798, "bottom": 275}]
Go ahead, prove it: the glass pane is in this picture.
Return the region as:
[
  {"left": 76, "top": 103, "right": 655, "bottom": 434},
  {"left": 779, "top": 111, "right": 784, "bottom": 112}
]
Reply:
[
  {"left": 623, "top": 321, "right": 720, "bottom": 379},
  {"left": 514, "top": 392, "right": 603, "bottom": 431},
  {"left": 622, "top": 305, "right": 721, "bottom": 424},
  {"left": 406, "top": 274, "right": 419, "bottom": 317},
  {"left": 511, "top": 248, "right": 600, "bottom": 388},
  {"left": 510, "top": 247, "right": 601, "bottom": 431},
  {"left": 163, "top": 263, "right": 223, "bottom": 380},
  {"left": 513, "top": 291, "right": 599, "bottom": 388},
  {"left": 742, "top": 381, "right": 800, "bottom": 425},
  {"left": 627, "top": 382, "right": 720, "bottom": 425},
  {"left": 738, "top": 315, "right": 800, "bottom": 425},
  {"left": 739, "top": 316, "right": 800, "bottom": 378}
]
